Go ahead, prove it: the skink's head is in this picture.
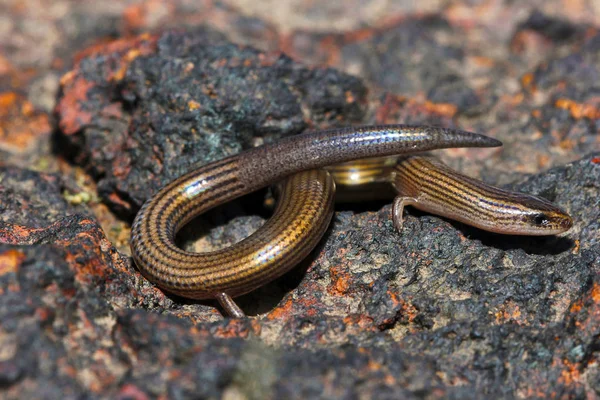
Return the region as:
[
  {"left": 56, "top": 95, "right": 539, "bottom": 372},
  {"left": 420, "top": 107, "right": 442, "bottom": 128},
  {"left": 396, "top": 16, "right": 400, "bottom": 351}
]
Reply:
[{"left": 494, "top": 193, "right": 573, "bottom": 236}]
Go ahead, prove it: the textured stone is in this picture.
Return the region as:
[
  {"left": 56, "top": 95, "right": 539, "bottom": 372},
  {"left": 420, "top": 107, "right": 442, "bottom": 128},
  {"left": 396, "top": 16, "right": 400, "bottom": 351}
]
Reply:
[{"left": 1, "top": 2, "right": 599, "bottom": 399}]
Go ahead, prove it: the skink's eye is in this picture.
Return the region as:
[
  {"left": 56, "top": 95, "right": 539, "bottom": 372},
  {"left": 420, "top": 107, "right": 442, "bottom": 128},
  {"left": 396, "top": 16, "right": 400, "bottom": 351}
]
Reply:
[{"left": 532, "top": 213, "right": 549, "bottom": 226}]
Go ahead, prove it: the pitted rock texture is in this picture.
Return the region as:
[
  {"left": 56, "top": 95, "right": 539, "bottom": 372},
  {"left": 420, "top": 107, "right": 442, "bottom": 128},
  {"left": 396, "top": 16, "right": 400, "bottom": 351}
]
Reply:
[
  {"left": 56, "top": 29, "right": 367, "bottom": 217},
  {"left": 1, "top": 1, "right": 600, "bottom": 399}
]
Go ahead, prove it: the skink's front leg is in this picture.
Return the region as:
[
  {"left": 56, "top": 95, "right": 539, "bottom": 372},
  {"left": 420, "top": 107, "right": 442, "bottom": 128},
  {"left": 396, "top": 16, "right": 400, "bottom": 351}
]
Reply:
[{"left": 392, "top": 196, "right": 418, "bottom": 232}]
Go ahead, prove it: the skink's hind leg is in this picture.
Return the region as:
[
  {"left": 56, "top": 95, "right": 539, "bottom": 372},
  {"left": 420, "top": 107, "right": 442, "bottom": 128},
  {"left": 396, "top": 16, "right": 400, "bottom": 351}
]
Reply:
[
  {"left": 216, "top": 293, "right": 246, "bottom": 318},
  {"left": 393, "top": 196, "right": 417, "bottom": 232}
]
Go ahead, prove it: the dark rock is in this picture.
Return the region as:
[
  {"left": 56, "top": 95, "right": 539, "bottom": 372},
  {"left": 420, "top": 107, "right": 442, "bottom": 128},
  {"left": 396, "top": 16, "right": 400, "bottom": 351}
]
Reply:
[
  {"left": 56, "top": 29, "right": 367, "bottom": 217},
  {"left": 338, "top": 16, "right": 483, "bottom": 114},
  {"left": 517, "top": 10, "right": 584, "bottom": 42},
  {"left": 1, "top": 2, "right": 599, "bottom": 399}
]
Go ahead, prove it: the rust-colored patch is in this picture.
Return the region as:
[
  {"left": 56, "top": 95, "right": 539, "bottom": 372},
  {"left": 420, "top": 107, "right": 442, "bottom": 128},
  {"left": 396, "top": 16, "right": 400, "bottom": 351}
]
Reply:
[
  {"left": 558, "top": 138, "right": 576, "bottom": 150},
  {"left": 591, "top": 157, "right": 600, "bottom": 164},
  {"left": 58, "top": 34, "right": 159, "bottom": 136},
  {"left": 35, "top": 307, "right": 52, "bottom": 322},
  {"left": 569, "top": 301, "right": 583, "bottom": 314},
  {"left": 423, "top": 101, "right": 458, "bottom": 118},
  {"left": 558, "top": 359, "right": 581, "bottom": 386},
  {"left": 266, "top": 296, "right": 294, "bottom": 320},
  {"left": 0, "top": 223, "right": 45, "bottom": 245},
  {"left": 72, "top": 34, "right": 157, "bottom": 66},
  {"left": 384, "top": 374, "right": 396, "bottom": 385},
  {"left": 367, "top": 359, "right": 383, "bottom": 371},
  {"left": 0, "top": 249, "right": 26, "bottom": 275},
  {"left": 0, "top": 92, "right": 51, "bottom": 152},
  {"left": 537, "top": 154, "right": 550, "bottom": 169},
  {"left": 107, "top": 192, "right": 133, "bottom": 214},
  {"left": 123, "top": 2, "right": 152, "bottom": 33},
  {"left": 471, "top": 55, "right": 496, "bottom": 68},
  {"left": 300, "top": 296, "right": 321, "bottom": 318},
  {"left": 374, "top": 93, "right": 457, "bottom": 124},
  {"left": 398, "top": 297, "right": 418, "bottom": 323},
  {"left": 56, "top": 78, "right": 95, "bottom": 135},
  {"left": 555, "top": 98, "right": 600, "bottom": 120},
  {"left": 500, "top": 92, "right": 524, "bottom": 107},
  {"left": 327, "top": 265, "right": 352, "bottom": 296},
  {"left": 343, "top": 314, "right": 375, "bottom": 330},
  {"left": 0, "top": 92, "right": 17, "bottom": 111},
  {"left": 188, "top": 100, "right": 201, "bottom": 110},
  {"left": 112, "top": 49, "right": 143, "bottom": 81},
  {"left": 0, "top": 54, "right": 12, "bottom": 75},
  {"left": 116, "top": 384, "right": 150, "bottom": 400},
  {"left": 521, "top": 73, "right": 536, "bottom": 92},
  {"left": 212, "top": 318, "right": 260, "bottom": 338},
  {"left": 494, "top": 301, "right": 524, "bottom": 324},
  {"left": 591, "top": 283, "right": 600, "bottom": 303},
  {"left": 569, "top": 282, "right": 600, "bottom": 314}
]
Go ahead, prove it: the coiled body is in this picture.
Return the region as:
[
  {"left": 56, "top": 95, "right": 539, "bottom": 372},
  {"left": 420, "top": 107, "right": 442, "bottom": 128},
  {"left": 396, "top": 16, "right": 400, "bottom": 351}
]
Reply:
[
  {"left": 130, "top": 125, "right": 571, "bottom": 316},
  {"left": 130, "top": 125, "right": 500, "bottom": 307}
]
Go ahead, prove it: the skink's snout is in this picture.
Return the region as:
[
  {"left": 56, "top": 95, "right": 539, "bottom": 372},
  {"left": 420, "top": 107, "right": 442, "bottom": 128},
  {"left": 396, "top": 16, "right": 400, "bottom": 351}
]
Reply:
[
  {"left": 521, "top": 200, "right": 573, "bottom": 236},
  {"left": 547, "top": 208, "right": 573, "bottom": 233}
]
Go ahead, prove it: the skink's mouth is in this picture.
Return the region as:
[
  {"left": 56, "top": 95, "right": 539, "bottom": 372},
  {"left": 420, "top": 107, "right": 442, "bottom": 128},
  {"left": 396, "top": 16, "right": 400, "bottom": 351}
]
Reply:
[{"left": 559, "top": 215, "right": 574, "bottom": 232}]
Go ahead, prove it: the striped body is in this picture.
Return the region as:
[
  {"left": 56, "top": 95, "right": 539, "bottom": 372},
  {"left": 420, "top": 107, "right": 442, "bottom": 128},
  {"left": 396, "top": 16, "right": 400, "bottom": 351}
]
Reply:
[
  {"left": 326, "top": 157, "right": 398, "bottom": 202},
  {"left": 326, "top": 157, "right": 397, "bottom": 186},
  {"left": 131, "top": 166, "right": 335, "bottom": 298},
  {"left": 130, "top": 125, "right": 501, "bottom": 302},
  {"left": 391, "top": 156, "right": 572, "bottom": 235}
]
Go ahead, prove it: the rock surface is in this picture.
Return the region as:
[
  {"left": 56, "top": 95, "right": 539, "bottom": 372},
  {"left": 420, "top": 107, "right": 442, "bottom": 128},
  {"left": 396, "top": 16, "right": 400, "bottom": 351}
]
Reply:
[{"left": 1, "top": 1, "right": 599, "bottom": 398}]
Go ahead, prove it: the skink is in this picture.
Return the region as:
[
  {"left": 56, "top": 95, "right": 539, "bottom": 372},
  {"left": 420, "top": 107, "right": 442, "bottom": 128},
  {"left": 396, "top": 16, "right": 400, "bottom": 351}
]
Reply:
[
  {"left": 391, "top": 156, "right": 572, "bottom": 235},
  {"left": 129, "top": 125, "right": 571, "bottom": 317}
]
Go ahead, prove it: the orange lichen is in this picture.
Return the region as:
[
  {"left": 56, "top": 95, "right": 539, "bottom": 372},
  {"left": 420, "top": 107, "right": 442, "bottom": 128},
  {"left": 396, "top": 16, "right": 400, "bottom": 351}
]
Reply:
[
  {"left": 591, "top": 283, "right": 600, "bottom": 303},
  {"left": 56, "top": 78, "right": 95, "bottom": 135},
  {"left": 327, "top": 265, "right": 352, "bottom": 296},
  {"left": 423, "top": 101, "right": 458, "bottom": 117},
  {"left": 212, "top": 319, "right": 261, "bottom": 338},
  {"left": 537, "top": 154, "right": 550, "bottom": 169},
  {"left": 375, "top": 93, "right": 458, "bottom": 124},
  {"left": 555, "top": 98, "right": 600, "bottom": 120},
  {"left": 0, "top": 91, "right": 51, "bottom": 151},
  {"left": 569, "top": 282, "right": 600, "bottom": 315},
  {"left": 58, "top": 34, "right": 159, "bottom": 136},
  {"left": 107, "top": 192, "right": 133, "bottom": 214},
  {"left": 267, "top": 296, "right": 294, "bottom": 320},
  {"left": 471, "top": 56, "right": 496, "bottom": 67},
  {"left": 188, "top": 100, "right": 201, "bottom": 110},
  {"left": 521, "top": 73, "right": 536, "bottom": 92},
  {"left": 0, "top": 55, "right": 12, "bottom": 75},
  {"left": 116, "top": 384, "right": 150, "bottom": 400},
  {"left": 0, "top": 249, "right": 25, "bottom": 275},
  {"left": 0, "top": 92, "right": 17, "bottom": 112},
  {"left": 343, "top": 314, "right": 375, "bottom": 330},
  {"left": 558, "top": 139, "right": 576, "bottom": 150},
  {"left": 73, "top": 33, "right": 156, "bottom": 65},
  {"left": 494, "top": 301, "right": 523, "bottom": 324},
  {"left": 558, "top": 359, "right": 581, "bottom": 386}
]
